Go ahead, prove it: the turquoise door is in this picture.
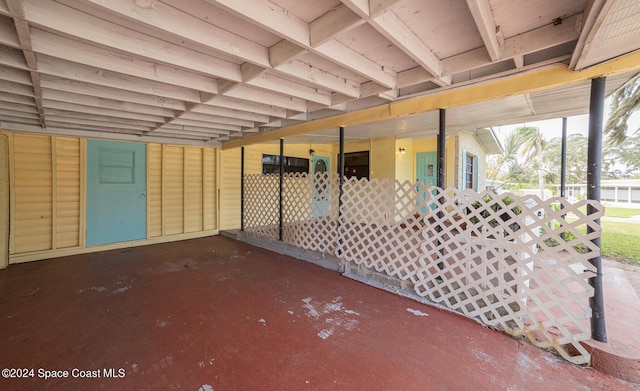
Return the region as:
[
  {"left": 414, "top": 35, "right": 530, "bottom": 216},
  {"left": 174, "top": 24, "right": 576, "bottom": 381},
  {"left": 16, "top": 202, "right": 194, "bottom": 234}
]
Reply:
[
  {"left": 416, "top": 152, "right": 437, "bottom": 211},
  {"left": 312, "top": 156, "right": 330, "bottom": 217},
  {"left": 87, "top": 140, "right": 147, "bottom": 246}
]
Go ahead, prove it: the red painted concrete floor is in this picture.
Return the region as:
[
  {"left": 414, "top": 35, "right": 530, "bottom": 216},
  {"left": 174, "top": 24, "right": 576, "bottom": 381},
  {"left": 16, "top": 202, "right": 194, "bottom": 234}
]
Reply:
[{"left": 0, "top": 236, "right": 637, "bottom": 391}]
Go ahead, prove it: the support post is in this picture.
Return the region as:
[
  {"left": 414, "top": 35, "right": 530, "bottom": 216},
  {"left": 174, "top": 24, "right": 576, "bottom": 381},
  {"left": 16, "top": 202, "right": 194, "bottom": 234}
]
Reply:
[
  {"left": 338, "top": 127, "right": 345, "bottom": 215},
  {"left": 437, "top": 108, "right": 446, "bottom": 188},
  {"left": 240, "top": 146, "right": 245, "bottom": 232},
  {"left": 560, "top": 118, "right": 568, "bottom": 199},
  {"left": 437, "top": 109, "right": 446, "bottom": 271},
  {"left": 279, "top": 138, "right": 284, "bottom": 241},
  {"left": 560, "top": 118, "right": 567, "bottom": 240},
  {"left": 587, "top": 76, "right": 607, "bottom": 342},
  {"left": 337, "top": 127, "right": 345, "bottom": 255}
]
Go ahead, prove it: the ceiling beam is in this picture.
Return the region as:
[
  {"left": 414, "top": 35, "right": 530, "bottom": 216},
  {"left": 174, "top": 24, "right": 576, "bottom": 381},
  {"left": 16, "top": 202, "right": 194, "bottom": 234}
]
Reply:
[
  {"left": 43, "top": 98, "right": 164, "bottom": 123},
  {"left": 309, "top": 4, "right": 365, "bottom": 47},
  {"left": 223, "top": 85, "right": 308, "bottom": 112},
  {"left": 466, "top": 0, "right": 504, "bottom": 62},
  {"left": 207, "top": 0, "right": 309, "bottom": 46},
  {"left": 315, "top": 40, "right": 396, "bottom": 88},
  {"left": 222, "top": 50, "right": 640, "bottom": 149},
  {"left": 180, "top": 112, "right": 256, "bottom": 129},
  {"left": 211, "top": 0, "right": 397, "bottom": 89},
  {"left": 204, "top": 95, "right": 288, "bottom": 119},
  {"left": 40, "top": 75, "right": 185, "bottom": 112},
  {"left": 569, "top": 0, "right": 610, "bottom": 71},
  {"left": 247, "top": 73, "right": 332, "bottom": 105},
  {"left": 272, "top": 58, "right": 361, "bottom": 98},
  {"left": 61, "top": 0, "right": 270, "bottom": 68},
  {"left": 36, "top": 55, "right": 198, "bottom": 104},
  {"left": 41, "top": 87, "right": 174, "bottom": 118},
  {"left": 31, "top": 31, "right": 213, "bottom": 99},
  {"left": 190, "top": 104, "right": 270, "bottom": 124},
  {"left": 21, "top": 0, "right": 240, "bottom": 83},
  {"left": 6, "top": 0, "right": 45, "bottom": 127},
  {"left": 370, "top": 10, "right": 442, "bottom": 78}
]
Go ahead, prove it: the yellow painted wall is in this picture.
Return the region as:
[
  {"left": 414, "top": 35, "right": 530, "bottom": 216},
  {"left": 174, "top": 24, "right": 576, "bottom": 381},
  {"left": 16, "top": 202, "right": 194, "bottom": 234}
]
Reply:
[
  {"left": 217, "top": 135, "right": 486, "bottom": 231},
  {"left": 395, "top": 138, "right": 414, "bottom": 182},
  {"left": 0, "top": 134, "right": 9, "bottom": 269},
  {"left": 2, "top": 131, "right": 218, "bottom": 263},
  {"left": 371, "top": 137, "right": 395, "bottom": 181}
]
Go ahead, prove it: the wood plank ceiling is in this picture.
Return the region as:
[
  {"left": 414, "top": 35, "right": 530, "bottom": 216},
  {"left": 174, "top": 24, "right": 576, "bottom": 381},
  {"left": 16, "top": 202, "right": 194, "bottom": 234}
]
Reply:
[{"left": 0, "top": 0, "right": 639, "bottom": 147}]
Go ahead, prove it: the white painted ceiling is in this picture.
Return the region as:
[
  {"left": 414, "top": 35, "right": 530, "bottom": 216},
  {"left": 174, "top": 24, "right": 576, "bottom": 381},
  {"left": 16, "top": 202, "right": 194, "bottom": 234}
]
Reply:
[{"left": 0, "top": 0, "right": 639, "bottom": 147}]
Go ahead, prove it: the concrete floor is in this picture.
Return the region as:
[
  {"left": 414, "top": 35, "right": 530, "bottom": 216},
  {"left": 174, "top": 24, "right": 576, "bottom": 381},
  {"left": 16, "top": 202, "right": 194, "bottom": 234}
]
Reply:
[{"left": 0, "top": 236, "right": 636, "bottom": 390}]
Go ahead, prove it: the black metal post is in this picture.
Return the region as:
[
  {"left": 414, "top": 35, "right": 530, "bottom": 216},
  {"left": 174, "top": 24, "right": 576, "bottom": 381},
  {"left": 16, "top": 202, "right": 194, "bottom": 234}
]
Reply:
[
  {"left": 338, "top": 126, "right": 345, "bottom": 215},
  {"left": 279, "top": 138, "right": 284, "bottom": 241},
  {"left": 560, "top": 118, "right": 567, "bottom": 240},
  {"left": 437, "top": 109, "right": 446, "bottom": 271},
  {"left": 337, "top": 127, "right": 345, "bottom": 256},
  {"left": 240, "top": 146, "right": 245, "bottom": 232},
  {"left": 560, "top": 118, "right": 568, "bottom": 199},
  {"left": 437, "top": 108, "right": 446, "bottom": 188},
  {"left": 587, "top": 76, "right": 607, "bottom": 343}
]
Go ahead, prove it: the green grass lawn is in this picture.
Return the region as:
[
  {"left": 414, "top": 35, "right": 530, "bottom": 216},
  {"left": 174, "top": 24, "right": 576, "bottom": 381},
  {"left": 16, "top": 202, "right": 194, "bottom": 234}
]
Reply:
[
  {"left": 559, "top": 209, "right": 640, "bottom": 264},
  {"left": 574, "top": 206, "right": 640, "bottom": 218},
  {"left": 603, "top": 206, "right": 640, "bottom": 218},
  {"left": 601, "top": 220, "right": 640, "bottom": 264}
]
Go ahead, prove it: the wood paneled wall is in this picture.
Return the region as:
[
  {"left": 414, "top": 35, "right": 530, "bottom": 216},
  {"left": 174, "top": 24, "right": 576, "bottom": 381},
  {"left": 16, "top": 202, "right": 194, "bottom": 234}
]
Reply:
[{"left": 2, "top": 132, "right": 218, "bottom": 263}]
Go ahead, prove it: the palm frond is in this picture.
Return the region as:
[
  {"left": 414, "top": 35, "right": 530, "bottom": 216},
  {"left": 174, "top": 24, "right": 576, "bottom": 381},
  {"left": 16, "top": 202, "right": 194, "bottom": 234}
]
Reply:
[{"left": 605, "top": 73, "right": 640, "bottom": 146}]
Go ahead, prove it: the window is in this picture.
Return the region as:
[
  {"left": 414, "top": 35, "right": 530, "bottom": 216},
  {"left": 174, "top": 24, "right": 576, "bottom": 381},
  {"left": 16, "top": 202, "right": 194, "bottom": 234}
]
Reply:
[
  {"left": 339, "top": 151, "right": 369, "bottom": 179},
  {"left": 98, "top": 148, "right": 135, "bottom": 184},
  {"left": 462, "top": 151, "right": 477, "bottom": 190},
  {"left": 262, "top": 154, "right": 309, "bottom": 174},
  {"left": 602, "top": 187, "right": 616, "bottom": 202}
]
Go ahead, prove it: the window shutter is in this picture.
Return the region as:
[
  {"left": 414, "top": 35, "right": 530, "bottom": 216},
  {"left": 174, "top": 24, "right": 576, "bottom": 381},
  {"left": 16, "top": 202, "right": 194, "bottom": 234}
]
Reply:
[
  {"left": 475, "top": 155, "right": 480, "bottom": 192},
  {"left": 461, "top": 150, "right": 467, "bottom": 190}
]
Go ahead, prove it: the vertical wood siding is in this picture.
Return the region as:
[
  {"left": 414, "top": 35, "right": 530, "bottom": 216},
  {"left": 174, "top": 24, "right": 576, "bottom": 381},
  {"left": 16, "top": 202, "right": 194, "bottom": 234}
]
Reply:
[
  {"left": 54, "top": 137, "right": 81, "bottom": 249},
  {"left": 219, "top": 148, "right": 241, "bottom": 230},
  {"left": 146, "top": 144, "right": 217, "bottom": 237},
  {"left": 147, "top": 144, "right": 163, "bottom": 238},
  {"left": 0, "top": 134, "right": 8, "bottom": 268},
  {"left": 203, "top": 148, "right": 217, "bottom": 231},
  {"left": 163, "top": 145, "right": 185, "bottom": 235},
  {"left": 184, "top": 147, "right": 203, "bottom": 233},
  {"left": 13, "top": 134, "right": 53, "bottom": 253}
]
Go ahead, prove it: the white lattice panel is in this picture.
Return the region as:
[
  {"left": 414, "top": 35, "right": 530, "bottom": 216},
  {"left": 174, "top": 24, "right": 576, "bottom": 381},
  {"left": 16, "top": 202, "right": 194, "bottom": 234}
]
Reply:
[
  {"left": 244, "top": 174, "right": 279, "bottom": 240},
  {"left": 282, "top": 172, "right": 340, "bottom": 253},
  {"left": 244, "top": 174, "right": 604, "bottom": 364}
]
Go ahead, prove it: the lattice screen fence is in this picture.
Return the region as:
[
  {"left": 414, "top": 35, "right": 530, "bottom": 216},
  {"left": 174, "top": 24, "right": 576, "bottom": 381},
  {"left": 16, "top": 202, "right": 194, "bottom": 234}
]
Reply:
[{"left": 244, "top": 173, "right": 603, "bottom": 364}]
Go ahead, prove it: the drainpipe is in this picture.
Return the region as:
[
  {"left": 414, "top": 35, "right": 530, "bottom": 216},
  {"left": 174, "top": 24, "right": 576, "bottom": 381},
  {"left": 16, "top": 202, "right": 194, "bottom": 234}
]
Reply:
[
  {"left": 279, "top": 138, "right": 284, "bottom": 241},
  {"left": 587, "top": 76, "right": 607, "bottom": 343},
  {"left": 241, "top": 146, "right": 245, "bottom": 232}
]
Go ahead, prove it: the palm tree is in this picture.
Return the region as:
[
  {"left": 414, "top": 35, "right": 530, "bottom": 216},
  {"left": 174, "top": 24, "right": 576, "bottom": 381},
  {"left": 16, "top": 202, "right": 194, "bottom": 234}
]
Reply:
[
  {"left": 518, "top": 126, "right": 546, "bottom": 198},
  {"left": 604, "top": 73, "right": 640, "bottom": 146},
  {"left": 488, "top": 128, "right": 532, "bottom": 187}
]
